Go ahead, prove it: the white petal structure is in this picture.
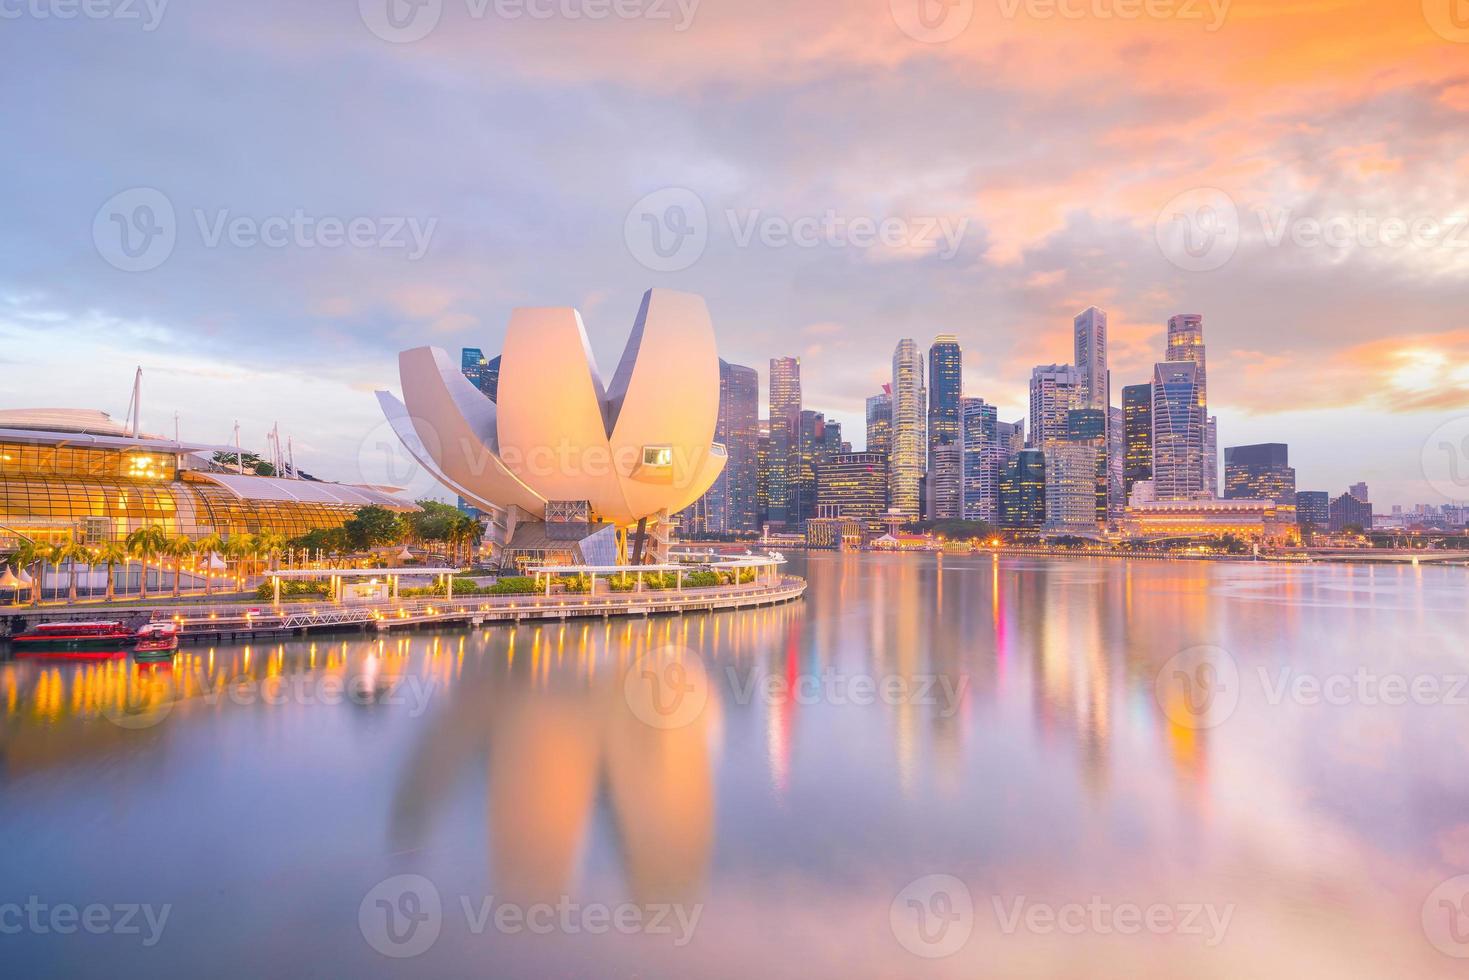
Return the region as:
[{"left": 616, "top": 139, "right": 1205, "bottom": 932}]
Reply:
[{"left": 378, "top": 288, "right": 727, "bottom": 530}]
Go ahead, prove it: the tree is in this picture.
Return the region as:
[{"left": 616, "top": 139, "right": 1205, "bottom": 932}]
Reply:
[
  {"left": 164, "top": 535, "right": 196, "bottom": 597},
  {"left": 94, "top": 540, "right": 129, "bottom": 602},
  {"left": 48, "top": 540, "right": 83, "bottom": 603},
  {"left": 223, "top": 534, "right": 256, "bottom": 588},
  {"left": 256, "top": 531, "right": 286, "bottom": 573},
  {"left": 194, "top": 533, "right": 226, "bottom": 596},
  {"left": 126, "top": 525, "right": 168, "bottom": 601},
  {"left": 11, "top": 540, "right": 46, "bottom": 606},
  {"left": 344, "top": 506, "right": 406, "bottom": 551}
]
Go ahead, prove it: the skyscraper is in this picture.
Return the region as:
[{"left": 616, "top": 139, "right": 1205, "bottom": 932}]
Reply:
[
  {"left": 767, "top": 356, "right": 801, "bottom": 527},
  {"left": 756, "top": 419, "right": 771, "bottom": 526},
  {"left": 866, "top": 388, "right": 893, "bottom": 455},
  {"left": 816, "top": 452, "right": 889, "bottom": 529},
  {"left": 1074, "top": 307, "right": 1110, "bottom": 412},
  {"left": 1330, "top": 491, "right": 1373, "bottom": 532},
  {"left": 999, "top": 449, "right": 1046, "bottom": 529},
  {"left": 793, "top": 409, "right": 832, "bottom": 525},
  {"left": 1151, "top": 361, "right": 1206, "bottom": 500},
  {"left": 1296, "top": 491, "right": 1330, "bottom": 534},
  {"left": 1224, "top": 443, "right": 1296, "bottom": 504},
  {"left": 926, "top": 444, "right": 964, "bottom": 521},
  {"left": 460, "top": 348, "right": 500, "bottom": 401},
  {"left": 961, "top": 397, "right": 999, "bottom": 522},
  {"left": 704, "top": 359, "right": 760, "bottom": 533},
  {"left": 1122, "top": 383, "right": 1153, "bottom": 494},
  {"left": 1029, "top": 364, "right": 1084, "bottom": 449},
  {"left": 1350, "top": 482, "right": 1370, "bottom": 503},
  {"left": 890, "top": 339, "right": 926, "bottom": 519},
  {"left": 927, "top": 335, "right": 962, "bottom": 464},
  {"left": 1042, "top": 409, "right": 1106, "bottom": 531},
  {"left": 1167, "top": 314, "right": 1211, "bottom": 495}
]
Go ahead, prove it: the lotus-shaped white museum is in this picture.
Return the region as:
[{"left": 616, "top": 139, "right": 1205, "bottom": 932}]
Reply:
[{"left": 377, "top": 288, "right": 727, "bottom": 566}]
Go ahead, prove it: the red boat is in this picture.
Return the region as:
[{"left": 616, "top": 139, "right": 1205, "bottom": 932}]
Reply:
[{"left": 9, "top": 619, "right": 178, "bottom": 659}]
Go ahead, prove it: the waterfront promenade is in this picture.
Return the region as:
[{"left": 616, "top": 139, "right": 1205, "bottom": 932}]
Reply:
[{"left": 0, "top": 574, "right": 808, "bottom": 643}]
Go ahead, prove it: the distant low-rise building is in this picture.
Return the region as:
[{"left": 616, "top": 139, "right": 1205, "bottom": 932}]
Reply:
[
  {"left": 1124, "top": 499, "right": 1299, "bottom": 545},
  {"left": 1329, "top": 492, "right": 1373, "bottom": 532}
]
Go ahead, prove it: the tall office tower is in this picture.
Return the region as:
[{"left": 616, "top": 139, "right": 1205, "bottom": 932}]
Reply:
[
  {"left": 999, "top": 449, "right": 1046, "bottom": 529},
  {"left": 823, "top": 420, "right": 848, "bottom": 455},
  {"left": 1167, "top": 314, "right": 1210, "bottom": 493},
  {"left": 866, "top": 388, "right": 893, "bottom": 455},
  {"left": 1350, "top": 482, "right": 1370, "bottom": 503},
  {"left": 1043, "top": 408, "right": 1106, "bottom": 530},
  {"left": 1224, "top": 443, "right": 1297, "bottom": 504},
  {"left": 1330, "top": 491, "right": 1373, "bottom": 532},
  {"left": 1122, "top": 383, "right": 1153, "bottom": 494},
  {"left": 890, "top": 339, "right": 927, "bottom": 518},
  {"left": 927, "top": 335, "right": 963, "bottom": 464},
  {"left": 998, "top": 419, "right": 1025, "bottom": 461},
  {"left": 1029, "top": 364, "right": 1085, "bottom": 449},
  {"left": 756, "top": 419, "right": 772, "bottom": 525},
  {"left": 793, "top": 410, "right": 838, "bottom": 525},
  {"left": 701, "top": 359, "right": 760, "bottom": 533},
  {"left": 925, "top": 444, "right": 964, "bottom": 521},
  {"left": 816, "top": 452, "right": 890, "bottom": 529},
  {"left": 460, "top": 348, "right": 500, "bottom": 400},
  {"left": 1296, "top": 491, "right": 1330, "bottom": 533},
  {"left": 961, "top": 397, "right": 1000, "bottom": 522},
  {"left": 1074, "top": 307, "right": 1110, "bottom": 412},
  {"left": 1204, "top": 417, "right": 1219, "bottom": 497},
  {"left": 1108, "top": 405, "right": 1125, "bottom": 520},
  {"left": 1151, "top": 361, "right": 1206, "bottom": 500},
  {"left": 767, "top": 356, "right": 802, "bottom": 527}
]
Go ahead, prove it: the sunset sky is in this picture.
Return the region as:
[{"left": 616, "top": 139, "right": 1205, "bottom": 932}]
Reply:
[{"left": 3, "top": 0, "right": 1467, "bottom": 506}]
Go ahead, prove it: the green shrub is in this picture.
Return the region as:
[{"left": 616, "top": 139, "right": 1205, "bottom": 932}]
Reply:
[
  {"left": 487, "top": 576, "right": 538, "bottom": 596},
  {"left": 255, "top": 580, "right": 330, "bottom": 600}
]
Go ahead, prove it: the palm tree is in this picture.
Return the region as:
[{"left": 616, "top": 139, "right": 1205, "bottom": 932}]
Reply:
[
  {"left": 222, "top": 534, "right": 254, "bottom": 589},
  {"left": 11, "top": 539, "right": 46, "bottom": 606},
  {"left": 125, "top": 525, "right": 168, "bottom": 601},
  {"left": 257, "top": 531, "right": 286, "bottom": 574},
  {"left": 47, "top": 540, "right": 82, "bottom": 604},
  {"left": 73, "top": 545, "right": 99, "bottom": 601},
  {"left": 164, "top": 535, "right": 196, "bottom": 597},
  {"left": 194, "top": 533, "right": 225, "bottom": 596},
  {"left": 94, "top": 540, "right": 129, "bottom": 602}
]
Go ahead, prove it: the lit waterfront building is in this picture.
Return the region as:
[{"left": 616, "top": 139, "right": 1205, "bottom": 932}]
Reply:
[
  {"left": 1043, "top": 410, "right": 1106, "bottom": 533},
  {"left": 866, "top": 388, "right": 893, "bottom": 456},
  {"left": 925, "top": 443, "right": 963, "bottom": 521},
  {"left": 816, "top": 452, "right": 889, "bottom": 530},
  {"left": 999, "top": 448, "right": 1046, "bottom": 529},
  {"left": 927, "top": 335, "right": 962, "bottom": 465},
  {"left": 756, "top": 419, "right": 771, "bottom": 525},
  {"left": 1330, "top": 491, "right": 1373, "bottom": 532},
  {"left": 961, "top": 397, "right": 1000, "bottom": 522},
  {"left": 1151, "top": 361, "right": 1206, "bottom": 501},
  {"left": 1295, "top": 491, "right": 1330, "bottom": 533},
  {"left": 1123, "top": 498, "right": 1299, "bottom": 545},
  {"left": 793, "top": 409, "right": 838, "bottom": 526},
  {"left": 1224, "top": 443, "right": 1296, "bottom": 505},
  {"left": 767, "top": 356, "right": 802, "bottom": 527},
  {"left": 1029, "top": 364, "right": 1085, "bottom": 450},
  {"left": 0, "top": 409, "right": 416, "bottom": 555},
  {"left": 1122, "top": 383, "right": 1153, "bottom": 494},
  {"left": 890, "top": 339, "right": 927, "bottom": 519}
]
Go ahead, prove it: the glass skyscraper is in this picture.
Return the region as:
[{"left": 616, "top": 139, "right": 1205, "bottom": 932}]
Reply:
[
  {"left": 961, "top": 397, "right": 999, "bottom": 522},
  {"left": 866, "top": 389, "right": 893, "bottom": 456},
  {"left": 927, "top": 335, "right": 962, "bottom": 464},
  {"left": 890, "top": 339, "right": 926, "bottom": 519},
  {"left": 1151, "top": 361, "right": 1206, "bottom": 500},
  {"left": 767, "top": 356, "right": 801, "bottom": 527},
  {"left": 1224, "top": 443, "right": 1296, "bottom": 504},
  {"left": 1122, "top": 382, "right": 1153, "bottom": 496}
]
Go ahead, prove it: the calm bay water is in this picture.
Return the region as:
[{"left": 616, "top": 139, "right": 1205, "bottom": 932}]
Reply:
[{"left": 3, "top": 553, "right": 1468, "bottom": 977}]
